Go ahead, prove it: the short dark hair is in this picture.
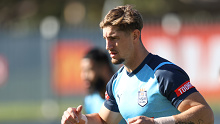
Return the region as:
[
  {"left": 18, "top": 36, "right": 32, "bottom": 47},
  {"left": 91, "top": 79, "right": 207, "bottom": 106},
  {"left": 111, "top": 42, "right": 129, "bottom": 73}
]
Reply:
[
  {"left": 83, "top": 48, "right": 114, "bottom": 98},
  {"left": 99, "top": 5, "right": 143, "bottom": 32},
  {"left": 83, "top": 48, "right": 113, "bottom": 73}
]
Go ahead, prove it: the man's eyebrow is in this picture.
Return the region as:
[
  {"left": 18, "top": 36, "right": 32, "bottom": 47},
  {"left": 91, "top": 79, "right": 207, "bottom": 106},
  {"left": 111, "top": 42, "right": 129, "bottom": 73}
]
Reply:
[{"left": 104, "top": 35, "right": 117, "bottom": 39}]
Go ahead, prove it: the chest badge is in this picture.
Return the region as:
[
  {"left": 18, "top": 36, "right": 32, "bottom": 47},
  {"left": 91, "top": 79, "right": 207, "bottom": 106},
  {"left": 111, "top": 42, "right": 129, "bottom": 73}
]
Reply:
[{"left": 138, "top": 88, "right": 148, "bottom": 107}]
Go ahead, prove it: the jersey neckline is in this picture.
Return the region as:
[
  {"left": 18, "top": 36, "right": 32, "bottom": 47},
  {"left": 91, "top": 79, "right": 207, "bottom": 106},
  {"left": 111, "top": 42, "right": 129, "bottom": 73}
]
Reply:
[{"left": 126, "top": 53, "right": 153, "bottom": 77}]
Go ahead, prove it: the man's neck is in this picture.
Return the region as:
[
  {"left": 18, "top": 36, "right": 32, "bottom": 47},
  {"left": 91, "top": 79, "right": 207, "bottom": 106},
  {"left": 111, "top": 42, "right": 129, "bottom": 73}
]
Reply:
[{"left": 124, "top": 48, "right": 149, "bottom": 73}]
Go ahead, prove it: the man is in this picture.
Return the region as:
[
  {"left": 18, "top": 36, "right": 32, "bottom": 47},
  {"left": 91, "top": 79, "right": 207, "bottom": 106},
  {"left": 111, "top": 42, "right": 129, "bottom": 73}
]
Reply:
[
  {"left": 81, "top": 48, "right": 114, "bottom": 114},
  {"left": 61, "top": 5, "right": 214, "bottom": 124}
]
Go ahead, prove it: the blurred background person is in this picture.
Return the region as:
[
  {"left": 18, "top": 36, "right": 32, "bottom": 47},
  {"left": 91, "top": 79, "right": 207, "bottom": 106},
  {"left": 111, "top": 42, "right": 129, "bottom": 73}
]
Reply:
[
  {"left": 81, "top": 48, "right": 126, "bottom": 124},
  {"left": 80, "top": 48, "right": 114, "bottom": 114}
]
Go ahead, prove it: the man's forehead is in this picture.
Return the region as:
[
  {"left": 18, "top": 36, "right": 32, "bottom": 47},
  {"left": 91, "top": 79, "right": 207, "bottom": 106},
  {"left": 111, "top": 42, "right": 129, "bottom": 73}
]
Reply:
[{"left": 103, "top": 26, "right": 120, "bottom": 36}]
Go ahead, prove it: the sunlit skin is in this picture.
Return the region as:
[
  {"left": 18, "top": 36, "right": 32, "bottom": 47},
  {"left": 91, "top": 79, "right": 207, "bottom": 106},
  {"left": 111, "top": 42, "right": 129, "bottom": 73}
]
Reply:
[
  {"left": 103, "top": 26, "right": 132, "bottom": 65},
  {"left": 103, "top": 26, "right": 148, "bottom": 73}
]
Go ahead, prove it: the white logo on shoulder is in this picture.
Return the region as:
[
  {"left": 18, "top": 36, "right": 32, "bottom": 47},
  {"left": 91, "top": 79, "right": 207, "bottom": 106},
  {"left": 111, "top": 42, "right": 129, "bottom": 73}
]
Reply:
[
  {"left": 138, "top": 88, "right": 148, "bottom": 107},
  {"left": 117, "top": 93, "right": 122, "bottom": 103}
]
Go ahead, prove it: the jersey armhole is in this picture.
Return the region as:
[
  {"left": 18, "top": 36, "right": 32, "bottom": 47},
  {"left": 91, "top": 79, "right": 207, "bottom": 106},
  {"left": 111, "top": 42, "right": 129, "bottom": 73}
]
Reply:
[{"left": 104, "top": 72, "right": 120, "bottom": 112}]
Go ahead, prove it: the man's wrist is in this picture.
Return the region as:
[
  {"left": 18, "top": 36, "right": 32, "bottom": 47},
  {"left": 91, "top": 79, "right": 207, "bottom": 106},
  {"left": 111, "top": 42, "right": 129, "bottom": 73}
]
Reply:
[
  {"left": 154, "top": 116, "right": 175, "bottom": 124},
  {"left": 81, "top": 114, "right": 88, "bottom": 124}
]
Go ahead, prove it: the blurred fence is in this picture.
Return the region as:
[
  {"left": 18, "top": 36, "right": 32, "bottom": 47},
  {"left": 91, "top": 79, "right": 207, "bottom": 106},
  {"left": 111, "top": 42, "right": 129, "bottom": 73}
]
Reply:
[
  {"left": 0, "top": 26, "right": 104, "bottom": 100},
  {"left": 0, "top": 25, "right": 105, "bottom": 123}
]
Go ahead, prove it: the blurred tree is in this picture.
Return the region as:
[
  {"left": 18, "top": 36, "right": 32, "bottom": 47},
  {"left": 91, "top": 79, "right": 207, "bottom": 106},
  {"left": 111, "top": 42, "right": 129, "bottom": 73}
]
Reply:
[{"left": 0, "top": 0, "right": 220, "bottom": 30}]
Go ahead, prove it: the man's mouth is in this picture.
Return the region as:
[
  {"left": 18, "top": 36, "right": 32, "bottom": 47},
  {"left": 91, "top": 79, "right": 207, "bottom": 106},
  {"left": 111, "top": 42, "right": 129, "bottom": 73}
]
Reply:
[{"left": 109, "top": 51, "right": 117, "bottom": 58}]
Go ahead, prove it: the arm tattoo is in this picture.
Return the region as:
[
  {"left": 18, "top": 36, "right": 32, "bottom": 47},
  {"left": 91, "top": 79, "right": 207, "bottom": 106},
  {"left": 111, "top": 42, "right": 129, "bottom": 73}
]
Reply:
[
  {"left": 176, "top": 119, "right": 204, "bottom": 124},
  {"left": 176, "top": 122, "right": 194, "bottom": 124}
]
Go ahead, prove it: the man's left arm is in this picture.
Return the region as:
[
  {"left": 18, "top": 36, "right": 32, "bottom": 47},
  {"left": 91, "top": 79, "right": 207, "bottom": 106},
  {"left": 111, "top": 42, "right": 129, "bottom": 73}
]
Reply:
[
  {"left": 173, "top": 92, "right": 214, "bottom": 124},
  {"left": 128, "top": 92, "right": 214, "bottom": 124}
]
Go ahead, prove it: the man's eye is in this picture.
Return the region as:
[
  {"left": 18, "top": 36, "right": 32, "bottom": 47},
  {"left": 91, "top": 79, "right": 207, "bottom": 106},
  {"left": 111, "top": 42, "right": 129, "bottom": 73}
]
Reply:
[{"left": 110, "top": 37, "right": 116, "bottom": 40}]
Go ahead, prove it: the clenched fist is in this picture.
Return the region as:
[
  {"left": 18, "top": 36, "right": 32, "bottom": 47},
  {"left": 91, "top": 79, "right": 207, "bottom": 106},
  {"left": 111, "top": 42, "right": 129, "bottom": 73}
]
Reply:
[{"left": 61, "top": 105, "right": 85, "bottom": 124}]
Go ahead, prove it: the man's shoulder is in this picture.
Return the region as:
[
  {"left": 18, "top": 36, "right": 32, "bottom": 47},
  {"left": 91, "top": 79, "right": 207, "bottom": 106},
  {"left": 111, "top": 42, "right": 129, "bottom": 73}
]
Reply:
[
  {"left": 109, "top": 66, "right": 125, "bottom": 82},
  {"left": 145, "top": 53, "right": 171, "bottom": 71}
]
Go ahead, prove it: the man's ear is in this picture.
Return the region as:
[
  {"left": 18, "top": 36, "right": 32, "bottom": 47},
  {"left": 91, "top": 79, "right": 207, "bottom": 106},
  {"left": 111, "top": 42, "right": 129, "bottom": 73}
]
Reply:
[{"left": 133, "top": 29, "right": 140, "bottom": 42}]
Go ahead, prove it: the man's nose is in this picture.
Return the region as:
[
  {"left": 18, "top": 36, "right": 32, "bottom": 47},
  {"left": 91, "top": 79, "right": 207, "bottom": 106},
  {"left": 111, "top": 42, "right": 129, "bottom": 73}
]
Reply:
[{"left": 106, "top": 39, "right": 113, "bottom": 50}]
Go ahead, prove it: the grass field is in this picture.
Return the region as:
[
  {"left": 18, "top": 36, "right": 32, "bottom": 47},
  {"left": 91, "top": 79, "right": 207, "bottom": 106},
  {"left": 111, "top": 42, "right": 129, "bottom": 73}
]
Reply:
[
  {"left": 0, "top": 97, "right": 84, "bottom": 122},
  {"left": 0, "top": 97, "right": 219, "bottom": 123}
]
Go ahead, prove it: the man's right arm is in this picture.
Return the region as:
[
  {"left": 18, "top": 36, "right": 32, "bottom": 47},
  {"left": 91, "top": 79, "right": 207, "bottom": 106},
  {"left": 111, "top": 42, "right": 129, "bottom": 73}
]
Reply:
[{"left": 61, "top": 104, "right": 122, "bottom": 124}]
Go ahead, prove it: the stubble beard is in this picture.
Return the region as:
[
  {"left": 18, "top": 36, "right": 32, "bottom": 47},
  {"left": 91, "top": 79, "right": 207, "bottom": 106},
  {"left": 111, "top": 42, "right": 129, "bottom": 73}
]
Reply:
[{"left": 111, "top": 58, "right": 125, "bottom": 65}]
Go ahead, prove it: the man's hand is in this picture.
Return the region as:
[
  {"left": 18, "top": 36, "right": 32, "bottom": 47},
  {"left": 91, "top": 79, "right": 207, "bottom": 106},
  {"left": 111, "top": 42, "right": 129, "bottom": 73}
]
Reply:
[
  {"left": 127, "top": 116, "right": 154, "bottom": 124},
  {"left": 61, "top": 105, "right": 83, "bottom": 124}
]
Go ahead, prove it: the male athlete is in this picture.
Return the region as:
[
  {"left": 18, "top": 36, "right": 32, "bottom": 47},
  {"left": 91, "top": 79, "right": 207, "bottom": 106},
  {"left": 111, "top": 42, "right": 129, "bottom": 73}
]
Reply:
[{"left": 61, "top": 5, "right": 214, "bottom": 124}]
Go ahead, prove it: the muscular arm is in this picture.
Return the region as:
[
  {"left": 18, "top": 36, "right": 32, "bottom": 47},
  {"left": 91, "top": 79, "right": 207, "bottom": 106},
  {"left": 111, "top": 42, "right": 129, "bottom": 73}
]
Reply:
[
  {"left": 128, "top": 92, "right": 214, "bottom": 124},
  {"left": 98, "top": 104, "right": 123, "bottom": 124},
  {"left": 85, "top": 104, "right": 122, "bottom": 124},
  {"left": 173, "top": 92, "right": 214, "bottom": 124}
]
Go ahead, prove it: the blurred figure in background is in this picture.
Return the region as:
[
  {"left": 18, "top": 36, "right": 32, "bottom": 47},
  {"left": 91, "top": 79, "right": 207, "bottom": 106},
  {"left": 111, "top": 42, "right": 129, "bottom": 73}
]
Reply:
[
  {"left": 80, "top": 48, "right": 114, "bottom": 114},
  {"left": 81, "top": 48, "right": 126, "bottom": 124}
]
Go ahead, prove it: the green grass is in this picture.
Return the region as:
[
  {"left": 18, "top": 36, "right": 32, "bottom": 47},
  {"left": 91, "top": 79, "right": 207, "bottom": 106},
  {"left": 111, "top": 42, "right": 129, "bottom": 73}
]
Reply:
[
  {"left": 0, "top": 97, "right": 219, "bottom": 122},
  {"left": 209, "top": 102, "right": 220, "bottom": 114},
  {"left": 0, "top": 97, "right": 84, "bottom": 122},
  {"left": 0, "top": 101, "right": 43, "bottom": 121}
]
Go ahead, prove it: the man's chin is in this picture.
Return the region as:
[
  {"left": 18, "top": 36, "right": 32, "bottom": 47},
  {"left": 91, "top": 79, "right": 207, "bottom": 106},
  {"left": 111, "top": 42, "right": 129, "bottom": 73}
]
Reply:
[
  {"left": 111, "top": 58, "right": 124, "bottom": 65},
  {"left": 84, "top": 82, "right": 91, "bottom": 89}
]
